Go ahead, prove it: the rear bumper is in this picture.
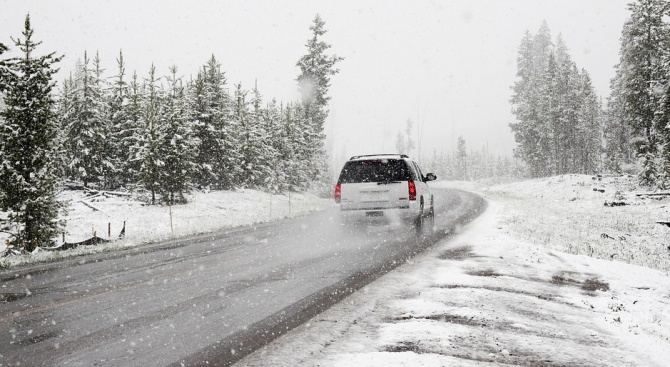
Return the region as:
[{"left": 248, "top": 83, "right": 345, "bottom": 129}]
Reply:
[{"left": 338, "top": 203, "right": 421, "bottom": 221}]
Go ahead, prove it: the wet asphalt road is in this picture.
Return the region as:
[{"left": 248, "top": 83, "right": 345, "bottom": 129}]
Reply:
[{"left": 0, "top": 188, "right": 484, "bottom": 366}]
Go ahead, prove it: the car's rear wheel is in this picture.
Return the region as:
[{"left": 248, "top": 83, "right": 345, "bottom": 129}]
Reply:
[
  {"left": 413, "top": 199, "right": 425, "bottom": 234},
  {"left": 414, "top": 211, "right": 424, "bottom": 233},
  {"left": 423, "top": 207, "right": 435, "bottom": 237}
]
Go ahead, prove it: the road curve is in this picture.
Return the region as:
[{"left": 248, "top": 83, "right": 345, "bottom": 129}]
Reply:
[{"left": 0, "top": 188, "right": 484, "bottom": 366}]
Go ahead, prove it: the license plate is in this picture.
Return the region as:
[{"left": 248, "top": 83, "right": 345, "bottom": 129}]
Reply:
[{"left": 366, "top": 211, "right": 384, "bottom": 217}]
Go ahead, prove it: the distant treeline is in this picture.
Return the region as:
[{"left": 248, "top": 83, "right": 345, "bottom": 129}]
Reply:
[{"left": 423, "top": 136, "right": 524, "bottom": 181}]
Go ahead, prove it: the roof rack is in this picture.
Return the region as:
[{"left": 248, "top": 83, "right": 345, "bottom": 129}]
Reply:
[{"left": 349, "top": 154, "right": 409, "bottom": 160}]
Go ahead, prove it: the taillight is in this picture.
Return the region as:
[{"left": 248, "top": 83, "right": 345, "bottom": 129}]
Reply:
[
  {"left": 408, "top": 180, "right": 416, "bottom": 201},
  {"left": 335, "top": 183, "right": 341, "bottom": 203}
]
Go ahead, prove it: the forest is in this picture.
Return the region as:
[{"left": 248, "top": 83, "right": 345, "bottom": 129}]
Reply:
[
  {"left": 0, "top": 14, "right": 341, "bottom": 249},
  {"left": 2, "top": 0, "right": 670, "bottom": 248},
  {"left": 510, "top": 0, "right": 670, "bottom": 190}
]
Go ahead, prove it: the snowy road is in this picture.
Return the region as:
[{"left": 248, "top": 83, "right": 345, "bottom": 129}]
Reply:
[{"left": 0, "top": 188, "right": 484, "bottom": 366}]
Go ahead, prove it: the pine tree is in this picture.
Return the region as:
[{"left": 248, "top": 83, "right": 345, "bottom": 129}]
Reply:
[
  {"left": 238, "top": 83, "right": 273, "bottom": 189},
  {"left": 137, "top": 65, "right": 162, "bottom": 204},
  {"left": 576, "top": 71, "right": 602, "bottom": 174},
  {"left": 158, "top": 66, "right": 195, "bottom": 203},
  {"left": 510, "top": 29, "right": 553, "bottom": 178},
  {"left": 264, "top": 99, "right": 286, "bottom": 193},
  {"left": 456, "top": 136, "right": 467, "bottom": 180},
  {"left": 54, "top": 73, "right": 76, "bottom": 180},
  {"left": 125, "top": 70, "right": 144, "bottom": 188},
  {"left": 0, "top": 15, "right": 64, "bottom": 250},
  {"left": 64, "top": 51, "right": 107, "bottom": 187},
  {"left": 0, "top": 42, "right": 8, "bottom": 90},
  {"left": 511, "top": 22, "right": 603, "bottom": 178},
  {"left": 296, "top": 14, "right": 343, "bottom": 133},
  {"left": 296, "top": 14, "right": 343, "bottom": 193},
  {"left": 107, "top": 50, "right": 131, "bottom": 189},
  {"left": 189, "top": 55, "right": 233, "bottom": 189},
  {"left": 604, "top": 64, "right": 634, "bottom": 173},
  {"left": 616, "top": 0, "right": 670, "bottom": 186}
]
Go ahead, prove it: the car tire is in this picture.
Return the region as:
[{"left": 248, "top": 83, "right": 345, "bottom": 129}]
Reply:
[
  {"left": 414, "top": 211, "right": 424, "bottom": 233},
  {"left": 424, "top": 207, "right": 435, "bottom": 237},
  {"left": 413, "top": 199, "right": 425, "bottom": 234}
]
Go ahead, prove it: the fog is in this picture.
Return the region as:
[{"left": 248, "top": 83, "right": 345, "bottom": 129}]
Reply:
[{"left": 1, "top": 0, "right": 630, "bottom": 166}]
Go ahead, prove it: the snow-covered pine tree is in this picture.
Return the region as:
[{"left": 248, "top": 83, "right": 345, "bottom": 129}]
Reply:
[
  {"left": 64, "top": 51, "right": 107, "bottom": 188},
  {"left": 92, "top": 52, "right": 117, "bottom": 189},
  {"left": 0, "top": 41, "right": 8, "bottom": 90},
  {"left": 616, "top": 0, "right": 670, "bottom": 186},
  {"left": 239, "top": 83, "right": 273, "bottom": 189},
  {"left": 296, "top": 14, "right": 343, "bottom": 194},
  {"left": 512, "top": 22, "right": 603, "bottom": 178},
  {"left": 394, "top": 131, "right": 406, "bottom": 155},
  {"left": 657, "top": 77, "right": 670, "bottom": 188},
  {"left": 456, "top": 136, "right": 467, "bottom": 180},
  {"left": 55, "top": 73, "right": 77, "bottom": 180},
  {"left": 189, "top": 55, "right": 233, "bottom": 190},
  {"left": 604, "top": 62, "right": 634, "bottom": 173},
  {"left": 296, "top": 14, "right": 343, "bottom": 134},
  {"left": 278, "top": 102, "right": 308, "bottom": 192},
  {"left": 125, "top": 70, "right": 144, "bottom": 189},
  {"left": 264, "top": 99, "right": 287, "bottom": 193},
  {"left": 510, "top": 28, "right": 553, "bottom": 178},
  {"left": 158, "top": 66, "right": 195, "bottom": 204},
  {"left": 137, "top": 65, "right": 162, "bottom": 204},
  {"left": 236, "top": 84, "right": 251, "bottom": 187},
  {"left": 576, "top": 70, "right": 602, "bottom": 174},
  {"left": 0, "top": 15, "right": 64, "bottom": 250},
  {"left": 107, "top": 50, "right": 131, "bottom": 189}
]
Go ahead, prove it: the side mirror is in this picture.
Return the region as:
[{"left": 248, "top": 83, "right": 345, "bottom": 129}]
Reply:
[{"left": 425, "top": 173, "right": 437, "bottom": 182}]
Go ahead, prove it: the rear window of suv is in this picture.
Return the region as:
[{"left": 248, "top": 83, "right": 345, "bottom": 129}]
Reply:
[{"left": 338, "top": 159, "right": 411, "bottom": 184}]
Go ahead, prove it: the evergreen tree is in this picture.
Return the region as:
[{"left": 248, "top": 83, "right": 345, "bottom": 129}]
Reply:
[
  {"left": 456, "top": 136, "right": 467, "bottom": 180},
  {"left": 239, "top": 83, "right": 273, "bottom": 189},
  {"left": 64, "top": 51, "right": 107, "bottom": 187},
  {"left": 125, "top": 70, "right": 144, "bottom": 188},
  {"left": 137, "top": 65, "right": 162, "bottom": 204},
  {"left": 264, "top": 99, "right": 287, "bottom": 193},
  {"left": 576, "top": 71, "right": 602, "bottom": 174},
  {"left": 0, "top": 15, "right": 64, "bottom": 250},
  {"left": 189, "top": 55, "right": 233, "bottom": 189},
  {"left": 158, "top": 66, "right": 195, "bottom": 203},
  {"left": 107, "top": 50, "right": 131, "bottom": 189},
  {"left": 511, "top": 22, "right": 603, "bottom": 178},
  {"left": 395, "top": 131, "right": 406, "bottom": 154},
  {"left": 54, "top": 73, "right": 76, "bottom": 179},
  {"left": 616, "top": 0, "right": 670, "bottom": 186},
  {"left": 604, "top": 64, "right": 634, "bottom": 173},
  {"left": 0, "top": 42, "right": 8, "bottom": 90},
  {"left": 510, "top": 29, "right": 552, "bottom": 178},
  {"left": 92, "top": 51, "right": 116, "bottom": 189},
  {"left": 296, "top": 14, "right": 343, "bottom": 192},
  {"left": 296, "top": 14, "right": 343, "bottom": 133}
]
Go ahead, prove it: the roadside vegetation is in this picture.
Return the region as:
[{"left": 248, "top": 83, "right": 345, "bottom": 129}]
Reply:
[{"left": 477, "top": 174, "right": 670, "bottom": 273}]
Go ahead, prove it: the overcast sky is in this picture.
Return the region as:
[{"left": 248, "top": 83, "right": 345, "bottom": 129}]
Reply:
[{"left": 1, "top": 0, "right": 632, "bottom": 166}]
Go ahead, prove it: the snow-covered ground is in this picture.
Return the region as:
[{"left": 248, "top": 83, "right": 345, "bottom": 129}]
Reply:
[
  {"left": 0, "top": 188, "right": 330, "bottom": 268},
  {"left": 3, "top": 175, "right": 670, "bottom": 365},
  {"left": 238, "top": 175, "right": 670, "bottom": 366}
]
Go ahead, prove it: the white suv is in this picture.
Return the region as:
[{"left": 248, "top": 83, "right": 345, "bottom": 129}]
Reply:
[{"left": 334, "top": 154, "right": 436, "bottom": 230}]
